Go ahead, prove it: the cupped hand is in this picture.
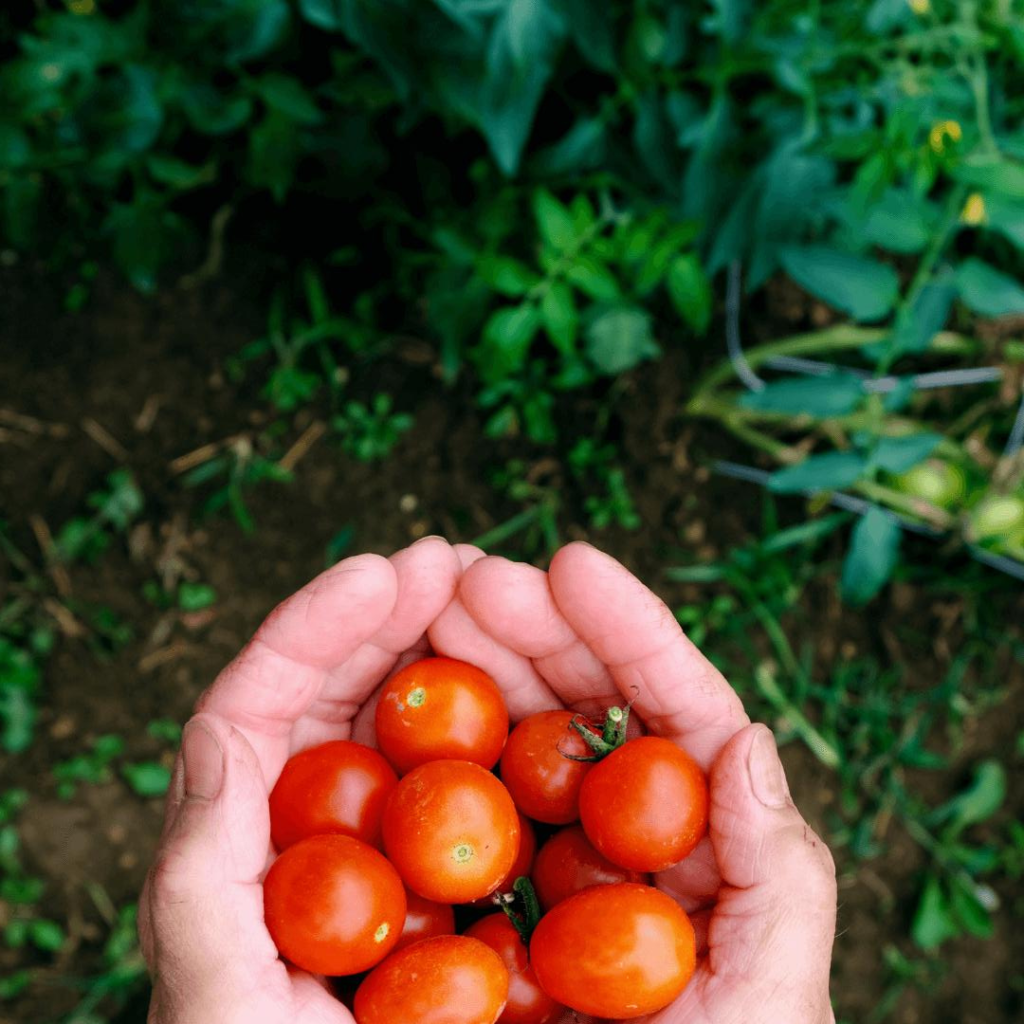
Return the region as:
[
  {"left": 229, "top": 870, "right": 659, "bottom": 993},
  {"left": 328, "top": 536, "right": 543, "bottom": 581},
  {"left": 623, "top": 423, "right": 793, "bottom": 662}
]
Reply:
[{"left": 140, "top": 539, "right": 836, "bottom": 1024}]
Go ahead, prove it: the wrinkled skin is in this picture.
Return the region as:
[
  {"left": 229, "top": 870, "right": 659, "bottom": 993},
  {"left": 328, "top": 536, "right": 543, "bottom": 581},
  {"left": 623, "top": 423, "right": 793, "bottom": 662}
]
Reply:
[{"left": 140, "top": 539, "right": 837, "bottom": 1024}]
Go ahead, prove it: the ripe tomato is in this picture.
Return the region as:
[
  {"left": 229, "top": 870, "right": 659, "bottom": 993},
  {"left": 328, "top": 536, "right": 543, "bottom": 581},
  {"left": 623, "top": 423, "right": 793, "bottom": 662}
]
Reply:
[
  {"left": 471, "top": 812, "right": 536, "bottom": 906},
  {"left": 268, "top": 740, "right": 398, "bottom": 851},
  {"left": 263, "top": 834, "right": 406, "bottom": 976},
  {"left": 464, "top": 915, "right": 562, "bottom": 1024},
  {"left": 579, "top": 736, "right": 708, "bottom": 872},
  {"left": 499, "top": 710, "right": 595, "bottom": 824},
  {"left": 393, "top": 888, "right": 455, "bottom": 952},
  {"left": 532, "top": 825, "right": 647, "bottom": 912},
  {"left": 383, "top": 759, "right": 521, "bottom": 903},
  {"left": 354, "top": 935, "right": 510, "bottom": 1024},
  {"left": 375, "top": 657, "right": 509, "bottom": 774},
  {"left": 530, "top": 883, "right": 695, "bottom": 1019}
]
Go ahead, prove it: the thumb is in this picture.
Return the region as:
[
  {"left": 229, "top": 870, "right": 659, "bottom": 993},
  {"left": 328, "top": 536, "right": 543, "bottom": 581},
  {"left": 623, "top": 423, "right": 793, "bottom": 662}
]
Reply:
[
  {"left": 704, "top": 724, "right": 836, "bottom": 1021},
  {"left": 140, "top": 714, "right": 282, "bottom": 1013}
]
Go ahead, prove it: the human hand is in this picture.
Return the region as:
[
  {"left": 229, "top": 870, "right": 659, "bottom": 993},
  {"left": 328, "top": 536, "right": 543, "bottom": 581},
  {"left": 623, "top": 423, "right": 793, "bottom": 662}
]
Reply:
[{"left": 141, "top": 539, "right": 837, "bottom": 1024}]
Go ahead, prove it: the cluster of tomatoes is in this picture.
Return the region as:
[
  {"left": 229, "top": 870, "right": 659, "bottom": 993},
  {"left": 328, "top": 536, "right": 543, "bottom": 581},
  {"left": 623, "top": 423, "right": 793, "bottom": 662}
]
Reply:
[{"left": 263, "top": 656, "right": 709, "bottom": 1023}]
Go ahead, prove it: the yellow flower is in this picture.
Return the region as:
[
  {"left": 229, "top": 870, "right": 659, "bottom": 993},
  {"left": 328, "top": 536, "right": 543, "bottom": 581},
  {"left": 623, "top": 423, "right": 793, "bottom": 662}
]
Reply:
[
  {"left": 68, "top": 0, "right": 95, "bottom": 14},
  {"left": 908, "top": 0, "right": 930, "bottom": 13},
  {"left": 961, "top": 193, "right": 987, "bottom": 226},
  {"left": 929, "top": 120, "right": 962, "bottom": 153}
]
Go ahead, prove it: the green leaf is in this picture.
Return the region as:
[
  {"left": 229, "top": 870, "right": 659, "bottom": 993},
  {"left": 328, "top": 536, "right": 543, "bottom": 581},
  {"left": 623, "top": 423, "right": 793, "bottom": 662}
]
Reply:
[
  {"left": 253, "top": 73, "right": 323, "bottom": 125},
  {"left": 778, "top": 246, "right": 899, "bottom": 322},
  {"left": 948, "top": 877, "right": 994, "bottom": 939},
  {"left": 178, "top": 583, "right": 217, "bottom": 611},
  {"left": 739, "top": 375, "right": 866, "bottom": 417},
  {"left": 890, "top": 280, "right": 955, "bottom": 356},
  {"left": 841, "top": 507, "right": 901, "bottom": 605},
  {"left": 956, "top": 258, "right": 1024, "bottom": 317},
  {"left": 106, "top": 200, "right": 177, "bottom": 294},
  {"left": 146, "top": 156, "right": 214, "bottom": 190},
  {"left": 122, "top": 762, "right": 172, "bottom": 798},
  {"left": 912, "top": 875, "right": 959, "bottom": 950},
  {"left": 0, "top": 876, "right": 45, "bottom": 904},
  {"left": 558, "top": 0, "right": 615, "bottom": 70},
  {"left": 565, "top": 256, "right": 620, "bottom": 301},
  {"left": 533, "top": 190, "right": 576, "bottom": 252},
  {"left": 0, "top": 969, "right": 30, "bottom": 1000},
  {"left": 666, "top": 254, "right": 712, "bottom": 335},
  {"left": 584, "top": 306, "right": 659, "bottom": 375},
  {"left": 298, "top": 0, "right": 345, "bottom": 30},
  {"left": 1, "top": 680, "right": 37, "bottom": 754},
  {"left": 28, "top": 919, "right": 65, "bottom": 953},
  {"left": 862, "top": 189, "right": 933, "bottom": 254},
  {"left": 479, "top": 305, "right": 541, "bottom": 378},
  {"left": 952, "top": 158, "right": 1024, "bottom": 198},
  {"left": 933, "top": 761, "right": 1006, "bottom": 834},
  {"left": 225, "top": 0, "right": 291, "bottom": 63},
  {"left": 985, "top": 194, "right": 1024, "bottom": 250},
  {"left": 146, "top": 719, "right": 182, "bottom": 744},
  {"left": 769, "top": 451, "right": 869, "bottom": 494},
  {"left": 247, "top": 112, "right": 302, "bottom": 202},
  {"left": 477, "top": 255, "right": 540, "bottom": 296},
  {"left": 872, "top": 434, "right": 942, "bottom": 474},
  {"left": 531, "top": 116, "right": 607, "bottom": 175},
  {"left": 180, "top": 85, "right": 253, "bottom": 135},
  {"left": 540, "top": 281, "right": 578, "bottom": 352}
]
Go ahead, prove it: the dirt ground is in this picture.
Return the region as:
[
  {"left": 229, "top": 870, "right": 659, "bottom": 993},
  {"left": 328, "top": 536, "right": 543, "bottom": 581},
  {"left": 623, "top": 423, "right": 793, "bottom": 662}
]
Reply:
[{"left": 1, "top": 257, "right": 1022, "bottom": 1024}]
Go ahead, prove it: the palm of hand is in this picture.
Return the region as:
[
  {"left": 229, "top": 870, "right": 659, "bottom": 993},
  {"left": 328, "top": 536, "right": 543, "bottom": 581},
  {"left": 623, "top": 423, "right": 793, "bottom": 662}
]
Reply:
[{"left": 141, "top": 540, "right": 835, "bottom": 1024}]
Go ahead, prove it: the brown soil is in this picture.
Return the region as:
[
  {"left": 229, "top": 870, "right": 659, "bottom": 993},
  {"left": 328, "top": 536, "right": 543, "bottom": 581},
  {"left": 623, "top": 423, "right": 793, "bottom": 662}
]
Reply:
[{"left": 0, "top": 257, "right": 1022, "bottom": 1024}]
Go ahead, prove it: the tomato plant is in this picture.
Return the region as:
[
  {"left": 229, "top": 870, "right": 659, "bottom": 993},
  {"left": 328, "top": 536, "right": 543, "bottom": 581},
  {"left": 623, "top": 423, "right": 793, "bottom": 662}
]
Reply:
[
  {"left": 263, "top": 834, "right": 406, "bottom": 976},
  {"left": 464, "top": 914, "right": 562, "bottom": 1024},
  {"left": 382, "top": 759, "right": 521, "bottom": 903},
  {"left": 268, "top": 740, "right": 398, "bottom": 851},
  {"left": 579, "top": 735, "right": 708, "bottom": 872},
  {"left": 376, "top": 656, "right": 509, "bottom": 774},
  {"left": 532, "top": 825, "right": 647, "bottom": 912},
  {"left": 530, "top": 882, "right": 696, "bottom": 1019},
  {"left": 393, "top": 889, "right": 455, "bottom": 952},
  {"left": 354, "top": 935, "right": 510, "bottom": 1024},
  {"left": 499, "top": 710, "right": 595, "bottom": 824}
]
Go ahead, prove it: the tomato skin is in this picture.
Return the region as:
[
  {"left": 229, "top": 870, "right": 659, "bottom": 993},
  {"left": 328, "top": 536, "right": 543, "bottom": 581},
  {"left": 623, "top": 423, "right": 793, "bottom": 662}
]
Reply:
[
  {"left": 470, "top": 812, "right": 536, "bottom": 906},
  {"left": 499, "top": 710, "right": 594, "bottom": 824},
  {"left": 532, "top": 825, "right": 647, "bottom": 912},
  {"left": 263, "top": 834, "right": 406, "bottom": 976},
  {"left": 383, "top": 759, "right": 521, "bottom": 903},
  {"left": 393, "top": 889, "right": 455, "bottom": 952},
  {"left": 464, "top": 915, "right": 563, "bottom": 1024},
  {"left": 354, "top": 935, "right": 510, "bottom": 1024},
  {"left": 268, "top": 740, "right": 398, "bottom": 851},
  {"left": 579, "top": 736, "right": 708, "bottom": 872},
  {"left": 375, "top": 657, "right": 509, "bottom": 774},
  {"left": 530, "top": 883, "right": 696, "bottom": 1019}
]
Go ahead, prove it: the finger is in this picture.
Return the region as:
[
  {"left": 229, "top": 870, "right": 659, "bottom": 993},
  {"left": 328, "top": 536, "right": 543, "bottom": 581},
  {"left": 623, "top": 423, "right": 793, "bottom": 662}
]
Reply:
[
  {"left": 459, "top": 556, "right": 617, "bottom": 715},
  {"left": 547, "top": 543, "right": 749, "bottom": 768},
  {"left": 140, "top": 714, "right": 285, "bottom": 1011},
  {"left": 655, "top": 837, "right": 722, "bottom": 911},
  {"left": 297, "top": 537, "right": 462, "bottom": 750},
  {"left": 197, "top": 554, "right": 398, "bottom": 777},
  {"left": 704, "top": 724, "right": 836, "bottom": 1017},
  {"left": 453, "top": 543, "right": 488, "bottom": 569}
]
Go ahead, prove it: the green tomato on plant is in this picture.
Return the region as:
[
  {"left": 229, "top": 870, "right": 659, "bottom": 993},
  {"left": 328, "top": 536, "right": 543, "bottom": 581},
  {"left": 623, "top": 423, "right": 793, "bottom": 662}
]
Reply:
[{"left": 892, "top": 460, "right": 969, "bottom": 509}]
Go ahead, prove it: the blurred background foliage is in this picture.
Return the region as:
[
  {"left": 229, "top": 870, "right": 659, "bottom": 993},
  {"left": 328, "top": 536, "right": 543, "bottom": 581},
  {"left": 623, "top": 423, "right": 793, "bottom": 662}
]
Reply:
[{"left": 2, "top": 1, "right": 1024, "bottom": 1022}]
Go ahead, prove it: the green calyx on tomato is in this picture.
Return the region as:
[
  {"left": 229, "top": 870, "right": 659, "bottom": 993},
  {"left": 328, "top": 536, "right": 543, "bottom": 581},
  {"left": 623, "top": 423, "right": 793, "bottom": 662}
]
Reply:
[
  {"left": 494, "top": 875, "right": 543, "bottom": 946},
  {"left": 562, "top": 704, "right": 631, "bottom": 762}
]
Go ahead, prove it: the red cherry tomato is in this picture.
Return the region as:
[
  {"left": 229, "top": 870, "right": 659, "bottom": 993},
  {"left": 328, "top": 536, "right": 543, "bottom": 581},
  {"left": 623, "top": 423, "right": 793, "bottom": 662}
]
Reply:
[
  {"left": 354, "top": 935, "right": 510, "bottom": 1024},
  {"left": 268, "top": 740, "right": 398, "bottom": 851},
  {"left": 464, "top": 915, "right": 563, "bottom": 1024},
  {"left": 375, "top": 657, "right": 509, "bottom": 774},
  {"left": 579, "top": 736, "right": 708, "bottom": 871},
  {"left": 263, "top": 834, "right": 406, "bottom": 976},
  {"left": 532, "top": 825, "right": 647, "bottom": 912},
  {"left": 470, "top": 812, "right": 536, "bottom": 906},
  {"left": 530, "top": 883, "right": 696, "bottom": 1019},
  {"left": 393, "top": 888, "right": 455, "bottom": 952},
  {"left": 499, "top": 710, "right": 594, "bottom": 824},
  {"left": 383, "top": 760, "right": 520, "bottom": 903}
]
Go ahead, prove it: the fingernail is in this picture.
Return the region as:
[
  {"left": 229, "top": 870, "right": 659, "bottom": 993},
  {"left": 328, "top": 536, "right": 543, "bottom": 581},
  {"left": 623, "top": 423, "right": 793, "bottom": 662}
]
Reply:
[
  {"left": 182, "top": 720, "right": 224, "bottom": 800},
  {"left": 412, "top": 534, "right": 446, "bottom": 546},
  {"left": 748, "top": 726, "right": 791, "bottom": 809}
]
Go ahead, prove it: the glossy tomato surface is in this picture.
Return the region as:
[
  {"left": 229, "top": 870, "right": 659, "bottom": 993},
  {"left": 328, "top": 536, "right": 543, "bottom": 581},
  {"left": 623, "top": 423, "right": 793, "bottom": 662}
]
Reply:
[
  {"left": 268, "top": 740, "right": 397, "bottom": 851},
  {"left": 470, "top": 812, "right": 536, "bottom": 906},
  {"left": 464, "top": 915, "right": 563, "bottom": 1024},
  {"left": 579, "top": 736, "right": 708, "bottom": 872},
  {"left": 393, "top": 889, "right": 455, "bottom": 952},
  {"left": 375, "top": 657, "right": 508, "bottom": 774},
  {"left": 383, "top": 759, "right": 520, "bottom": 903},
  {"left": 263, "top": 834, "right": 406, "bottom": 976},
  {"left": 499, "top": 710, "right": 594, "bottom": 824},
  {"left": 530, "top": 883, "right": 696, "bottom": 1019},
  {"left": 354, "top": 935, "right": 510, "bottom": 1024},
  {"left": 532, "top": 825, "right": 647, "bottom": 912}
]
